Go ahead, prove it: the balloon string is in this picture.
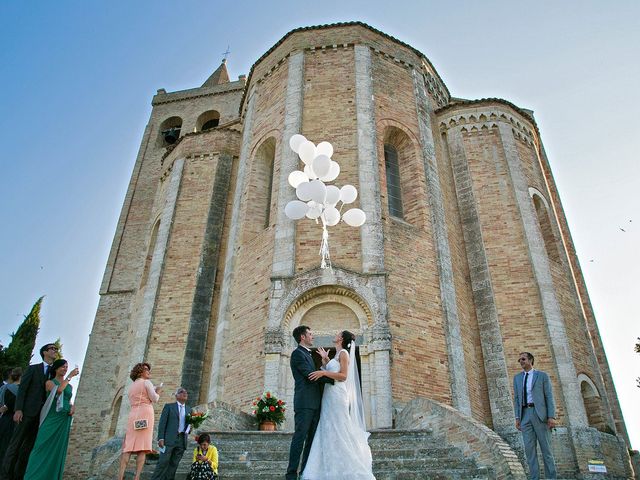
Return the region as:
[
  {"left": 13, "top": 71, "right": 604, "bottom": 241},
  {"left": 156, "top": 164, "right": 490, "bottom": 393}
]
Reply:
[{"left": 319, "top": 222, "right": 332, "bottom": 270}]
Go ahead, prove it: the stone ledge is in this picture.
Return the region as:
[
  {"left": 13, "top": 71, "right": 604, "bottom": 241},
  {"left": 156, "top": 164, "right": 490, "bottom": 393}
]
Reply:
[{"left": 396, "top": 397, "right": 526, "bottom": 480}]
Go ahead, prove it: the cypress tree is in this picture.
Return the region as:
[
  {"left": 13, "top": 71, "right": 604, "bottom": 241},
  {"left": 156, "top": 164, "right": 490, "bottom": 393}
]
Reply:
[
  {"left": 54, "top": 338, "right": 63, "bottom": 360},
  {"left": 1, "top": 296, "right": 44, "bottom": 371}
]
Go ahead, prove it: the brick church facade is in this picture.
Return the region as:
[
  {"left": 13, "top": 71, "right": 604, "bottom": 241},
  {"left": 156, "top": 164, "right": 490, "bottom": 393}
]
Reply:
[{"left": 66, "top": 22, "right": 633, "bottom": 478}]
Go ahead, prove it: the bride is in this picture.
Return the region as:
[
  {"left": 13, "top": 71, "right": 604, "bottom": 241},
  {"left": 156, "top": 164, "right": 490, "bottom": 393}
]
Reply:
[{"left": 302, "top": 330, "right": 375, "bottom": 479}]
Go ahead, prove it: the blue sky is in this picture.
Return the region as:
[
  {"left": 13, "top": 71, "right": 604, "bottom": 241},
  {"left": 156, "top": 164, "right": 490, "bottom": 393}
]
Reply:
[{"left": 1, "top": 1, "right": 638, "bottom": 448}]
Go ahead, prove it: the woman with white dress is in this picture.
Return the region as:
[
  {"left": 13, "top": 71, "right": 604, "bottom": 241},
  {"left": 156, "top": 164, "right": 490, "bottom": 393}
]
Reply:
[{"left": 302, "top": 330, "right": 375, "bottom": 479}]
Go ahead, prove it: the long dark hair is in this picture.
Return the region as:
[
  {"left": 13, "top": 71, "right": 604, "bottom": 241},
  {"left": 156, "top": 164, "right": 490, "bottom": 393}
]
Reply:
[
  {"left": 49, "top": 359, "right": 68, "bottom": 380},
  {"left": 340, "top": 331, "right": 355, "bottom": 350}
]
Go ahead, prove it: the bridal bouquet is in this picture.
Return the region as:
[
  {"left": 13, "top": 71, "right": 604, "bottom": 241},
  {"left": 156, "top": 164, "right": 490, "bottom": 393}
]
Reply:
[
  {"left": 252, "top": 391, "right": 286, "bottom": 425},
  {"left": 186, "top": 410, "right": 209, "bottom": 430}
]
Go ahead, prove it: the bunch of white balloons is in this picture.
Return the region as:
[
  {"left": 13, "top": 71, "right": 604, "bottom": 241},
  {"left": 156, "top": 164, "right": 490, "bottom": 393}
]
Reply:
[{"left": 284, "top": 134, "right": 366, "bottom": 268}]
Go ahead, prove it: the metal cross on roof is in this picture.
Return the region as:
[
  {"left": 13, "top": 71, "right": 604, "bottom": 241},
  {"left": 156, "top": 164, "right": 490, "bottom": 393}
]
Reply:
[{"left": 222, "top": 45, "right": 231, "bottom": 62}]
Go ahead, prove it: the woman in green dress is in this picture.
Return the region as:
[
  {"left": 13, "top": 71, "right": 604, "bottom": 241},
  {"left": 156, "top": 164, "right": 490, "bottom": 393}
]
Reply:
[{"left": 24, "top": 358, "right": 79, "bottom": 480}]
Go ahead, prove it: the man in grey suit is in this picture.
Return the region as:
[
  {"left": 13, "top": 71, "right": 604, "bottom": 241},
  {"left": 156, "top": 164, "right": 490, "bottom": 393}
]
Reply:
[
  {"left": 513, "top": 352, "right": 557, "bottom": 480},
  {"left": 151, "top": 387, "right": 192, "bottom": 480}
]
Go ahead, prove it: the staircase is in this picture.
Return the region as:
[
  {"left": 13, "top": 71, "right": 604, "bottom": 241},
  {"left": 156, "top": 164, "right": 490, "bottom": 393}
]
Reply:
[{"left": 133, "top": 429, "right": 493, "bottom": 479}]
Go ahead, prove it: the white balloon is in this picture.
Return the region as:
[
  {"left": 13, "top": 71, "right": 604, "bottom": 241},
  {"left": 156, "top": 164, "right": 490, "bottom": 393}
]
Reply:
[
  {"left": 285, "top": 200, "right": 308, "bottom": 220},
  {"left": 325, "top": 185, "right": 340, "bottom": 206},
  {"left": 298, "top": 141, "right": 317, "bottom": 165},
  {"left": 320, "top": 161, "right": 340, "bottom": 182},
  {"left": 316, "top": 141, "right": 334, "bottom": 158},
  {"left": 323, "top": 206, "right": 340, "bottom": 226},
  {"left": 304, "top": 164, "right": 318, "bottom": 180},
  {"left": 312, "top": 154, "right": 331, "bottom": 178},
  {"left": 340, "top": 185, "right": 358, "bottom": 204},
  {"left": 289, "top": 134, "right": 307, "bottom": 153},
  {"left": 288, "top": 170, "right": 309, "bottom": 189},
  {"left": 296, "top": 181, "right": 314, "bottom": 202},
  {"left": 306, "top": 201, "right": 323, "bottom": 219},
  {"left": 343, "top": 208, "right": 366, "bottom": 227},
  {"left": 308, "top": 179, "right": 327, "bottom": 204}
]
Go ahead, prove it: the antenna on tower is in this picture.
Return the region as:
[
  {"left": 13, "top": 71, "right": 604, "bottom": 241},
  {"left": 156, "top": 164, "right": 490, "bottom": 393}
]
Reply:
[{"left": 222, "top": 45, "right": 231, "bottom": 63}]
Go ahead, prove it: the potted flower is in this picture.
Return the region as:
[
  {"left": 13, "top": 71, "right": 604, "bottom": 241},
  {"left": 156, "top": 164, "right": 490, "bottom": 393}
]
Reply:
[{"left": 252, "top": 391, "right": 286, "bottom": 431}]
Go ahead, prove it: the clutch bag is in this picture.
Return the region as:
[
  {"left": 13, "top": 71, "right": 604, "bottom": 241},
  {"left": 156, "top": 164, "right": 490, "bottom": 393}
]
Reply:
[{"left": 134, "top": 419, "right": 148, "bottom": 430}]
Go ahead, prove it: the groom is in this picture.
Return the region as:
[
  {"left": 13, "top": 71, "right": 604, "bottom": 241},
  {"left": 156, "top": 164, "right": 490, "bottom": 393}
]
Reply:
[{"left": 286, "top": 326, "right": 333, "bottom": 480}]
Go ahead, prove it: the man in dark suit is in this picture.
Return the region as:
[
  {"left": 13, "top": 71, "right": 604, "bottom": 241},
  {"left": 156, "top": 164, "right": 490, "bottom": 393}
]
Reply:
[
  {"left": 513, "top": 351, "right": 558, "bottom": 480},
  {"left": 1, "top": 342, "right": 58, "bottom": 480},
  {"left": 286, "top": 325, "right": 334, "bottom": 480},
  {"left": 151, "top": 387, "right": 191, "bottom": 480}
]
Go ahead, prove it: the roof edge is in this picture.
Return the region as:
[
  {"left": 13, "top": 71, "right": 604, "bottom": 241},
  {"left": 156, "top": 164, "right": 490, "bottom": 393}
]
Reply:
[{"left": 239, "top": 21, "right": 450, "bottom": 115}]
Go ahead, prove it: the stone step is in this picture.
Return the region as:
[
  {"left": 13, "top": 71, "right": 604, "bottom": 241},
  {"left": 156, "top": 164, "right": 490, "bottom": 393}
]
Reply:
[
  {"left": 210, "top": 446, "right": 460, "bottom": 462},
  {"left": 131, "top": 429, "right": 493, "bottom": 480}
]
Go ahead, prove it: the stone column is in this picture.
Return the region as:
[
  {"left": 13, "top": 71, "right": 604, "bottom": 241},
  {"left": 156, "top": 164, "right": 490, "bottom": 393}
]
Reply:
[
  {"left": 354, "top": 44, "right": 384, "bottom": 274},
  {"left": 264, "top": 51, "right": 305, "bottom": 395},
  {"left": 355, "top": 45, "right": 392, "bottom": 428},
  {"left": 208, "top": 88, "right": 257, "bottom": 401},
  {"left": 499, "top": 123, "right": 587, "bottom": 429},
  {"left": 272, "top": 50, "right": 305, "bottom": 278},
  {"left": 447, "top": 127, "right": 523, "bottom": 452},
  {"left": 536, "top": 143, "right": 622, "bottom": 438},
  {"left": 413, "top": 69, "right": 471, "bottom": 416},
  {"left": 119, "top": 156, "right": 185, "bottom": 429},
  {"left": 500, "top": 126, "right": 601, "bottom": 476},
  {"left": 181, "top": 153, "right": 233, "bottom": 403}
]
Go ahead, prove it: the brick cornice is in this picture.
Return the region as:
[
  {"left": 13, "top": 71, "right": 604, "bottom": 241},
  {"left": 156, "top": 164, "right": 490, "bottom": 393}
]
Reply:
[
  {"left": 239, "top": 21, "right": 451, "bottom": 116},
  {"left": 437, "top": 100, "right": 539, "bottom": 147}
]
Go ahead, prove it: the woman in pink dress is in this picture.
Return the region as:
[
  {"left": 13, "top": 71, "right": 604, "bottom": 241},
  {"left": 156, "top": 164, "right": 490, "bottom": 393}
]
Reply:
[{"left": 117, "top": 362, "right": 162, "bottom": 480}]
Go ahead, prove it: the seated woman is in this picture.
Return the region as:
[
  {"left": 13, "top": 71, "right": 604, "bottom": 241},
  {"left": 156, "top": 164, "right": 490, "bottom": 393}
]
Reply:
[{"left": 188, "top": 433, "right": 218, "bottom": 480}]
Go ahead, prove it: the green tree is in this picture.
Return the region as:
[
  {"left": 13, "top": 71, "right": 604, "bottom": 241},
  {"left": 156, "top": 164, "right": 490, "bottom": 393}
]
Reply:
[
  {"left": 0, "top": 297, "right": 44, "bottom": 372},
  {"left": 53, "top": 338, "right": 63, "bottom": 360}
]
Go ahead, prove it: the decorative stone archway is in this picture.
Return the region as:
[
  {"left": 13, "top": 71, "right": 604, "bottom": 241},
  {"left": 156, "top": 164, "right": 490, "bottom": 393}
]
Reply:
[{"left": 263, "top": 267, "right": 393, "bottom": 430}]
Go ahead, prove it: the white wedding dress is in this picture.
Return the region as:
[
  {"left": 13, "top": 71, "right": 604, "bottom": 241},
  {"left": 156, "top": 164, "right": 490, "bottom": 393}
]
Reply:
[{"left": 302, "top": 347, "right": 375, "bottom": 479}]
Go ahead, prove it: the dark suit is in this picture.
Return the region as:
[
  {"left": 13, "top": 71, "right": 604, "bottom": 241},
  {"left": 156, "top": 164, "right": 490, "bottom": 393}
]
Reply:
[
  {"left": 513, "top": 369, "right": 557, "bottom": 480},
  {"left": 286, "top": 346, "right": 333, "bottom": 480},
  {"left": 1, "top": 362, "right": 48, "bottom": 480},
  {"left": 151, "top": 402, "right": 191, "bottom": 480}
]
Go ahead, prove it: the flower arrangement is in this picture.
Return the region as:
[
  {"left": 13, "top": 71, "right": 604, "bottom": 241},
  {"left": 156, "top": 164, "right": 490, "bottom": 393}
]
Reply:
[
  {"left": 252, "top": 391, "right": 286, "bottom": 425},
  {"left": 186, "top": 410, "right": 209, "bottom": 430}
]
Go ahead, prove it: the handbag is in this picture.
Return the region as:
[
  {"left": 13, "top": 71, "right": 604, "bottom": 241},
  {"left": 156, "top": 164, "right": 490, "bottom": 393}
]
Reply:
[{"left": 134, "top": 419, "right": 148, "bottom": 430}]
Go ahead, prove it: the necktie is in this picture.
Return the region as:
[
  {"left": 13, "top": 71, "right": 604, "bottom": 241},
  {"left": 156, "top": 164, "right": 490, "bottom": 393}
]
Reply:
[
  {"left": 523, "top": 372, "right": 529, "bottom": 405},
  {"left": 179, "top": 404, "right": 184, "bottom": 432},
  {"left": 45, "top": 365, "right": 49, "bottom": 376}
]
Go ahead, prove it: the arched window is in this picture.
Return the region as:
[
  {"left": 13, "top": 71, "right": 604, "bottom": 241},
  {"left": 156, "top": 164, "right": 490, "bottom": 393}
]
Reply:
[
  {"left": 109, "top": 395, "right": 123, "bottom": 436},
  {"left": 140, "top": 219, "right": 160, "bottom": 289},
  {"left": 384, "top": 144, "right": 403, "bottom": 218},
  {"left": 578, "top": 374, "right": 609, "bottom": 433},
  {"left": 197, "top": 110, "right": 220, "bottom": 132},
  {"left": 529, "top": 189, "right": 561, "bottom": 264},
  {"left": 382, "top": 126, "right": 422, "bottom": 225},
  {"left": 244, "top": 137, "right": 276, "bottom": 239},
  {"left": 158, "top": 116, "right": 182, "bottom": 147}
]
